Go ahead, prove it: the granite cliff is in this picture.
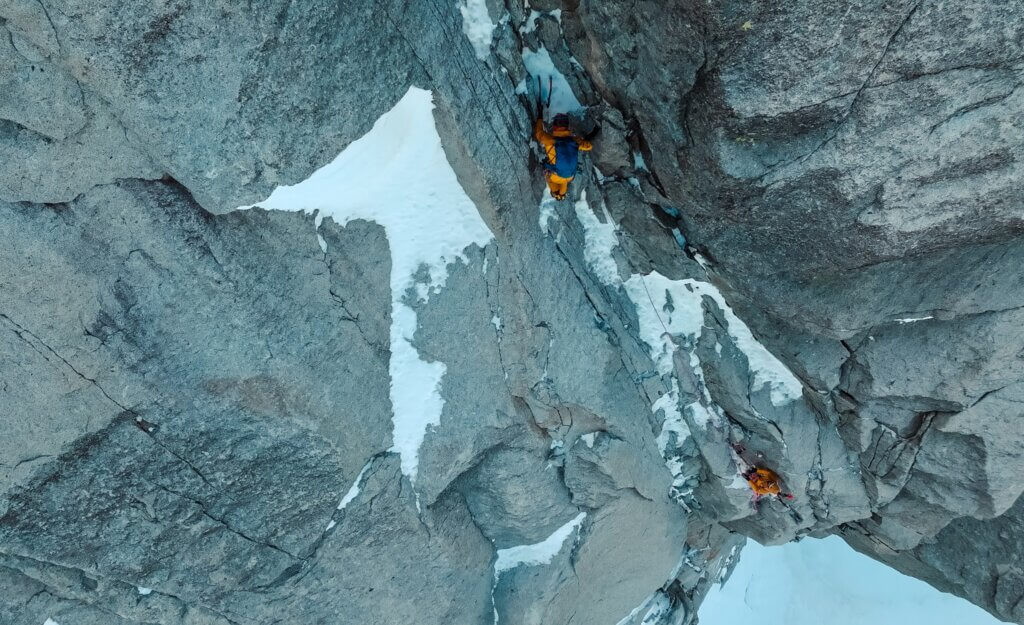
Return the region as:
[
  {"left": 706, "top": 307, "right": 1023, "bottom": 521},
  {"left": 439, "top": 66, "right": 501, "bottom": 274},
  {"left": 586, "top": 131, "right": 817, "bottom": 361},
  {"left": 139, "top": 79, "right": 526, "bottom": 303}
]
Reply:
[{"left": 1, "top": 1, "right": 1021, "bottom": 624}]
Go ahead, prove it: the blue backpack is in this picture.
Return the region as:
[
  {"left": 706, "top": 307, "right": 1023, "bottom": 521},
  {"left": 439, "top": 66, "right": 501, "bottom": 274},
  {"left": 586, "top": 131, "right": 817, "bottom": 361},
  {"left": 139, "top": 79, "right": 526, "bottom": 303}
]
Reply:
[{"left": 545, "top": 137, "right": 580, "bottom": 178}]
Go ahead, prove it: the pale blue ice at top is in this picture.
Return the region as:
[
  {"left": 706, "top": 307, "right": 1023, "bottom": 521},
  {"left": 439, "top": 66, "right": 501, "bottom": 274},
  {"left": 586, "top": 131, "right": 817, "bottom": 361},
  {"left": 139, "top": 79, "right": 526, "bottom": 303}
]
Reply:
[{"left": 700, "top": 535, "right": 1008, "bottom": 625}]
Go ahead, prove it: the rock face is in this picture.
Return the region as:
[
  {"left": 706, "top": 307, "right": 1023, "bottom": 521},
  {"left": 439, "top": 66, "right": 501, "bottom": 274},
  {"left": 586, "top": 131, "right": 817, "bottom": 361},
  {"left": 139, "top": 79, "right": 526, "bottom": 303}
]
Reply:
[{"left": 0, "top": 1, "right": 1021, "bottom": 625}]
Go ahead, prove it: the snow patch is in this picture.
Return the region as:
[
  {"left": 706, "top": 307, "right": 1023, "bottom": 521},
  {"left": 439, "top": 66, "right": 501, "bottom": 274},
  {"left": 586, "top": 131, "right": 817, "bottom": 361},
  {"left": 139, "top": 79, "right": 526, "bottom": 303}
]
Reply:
[
  {"left": 493, "top": 512, "right": 586, "bottom": 575},
  {"left": 239, "top": 87, "right": 494, "bottom": 485},
  {"left": 573, "top": 191, "right": 621, "bottom": 286},
  {"left": 326, "top": 519, "right": 336, "bottom": 531},
  {"left": 896, "top": 315, "right": 934, "bottom": 324},
  {"left": 616, "top": 594, "right": 655, "bottom": 625},
  {"left": 521, "top": 47, "right": 584, "bottom": 119},
  {"left": 653, "top": 391, "right": 691, "bottom": 452},
  {"left": 728, "top": 473, "right": 750, "bottom": 490},
  {"left": 624, "top": 272, "right": 802, "bottom": 406},
  {"left": 491, "top": 314, "right": 501, "bottom": 331},
  {"left": 458, "top": 0, "right": 496, "bottom": 60},
  {"left": 687, "top": 401, "right": 716, "bottom": 430},
  {"left": 44, "top": 620, "right": 61, "bottom": 625},
  {"left": 491, "top": 512, "right": 586, "bottom": 624},
  {"left": 580, "top": 432, "right": 597, "bottom": 448},
  {"left": 314, "top": 211, "right": 328, "bottom": 252},
  {"left": 137, "top": 586, "right": 152, "bottom": 596},
  {"left": 338, "top": 461, "right": 374, "bottom": 510},
  {"left": 538, "top": 188, "right": 559, "bottom": 231}
]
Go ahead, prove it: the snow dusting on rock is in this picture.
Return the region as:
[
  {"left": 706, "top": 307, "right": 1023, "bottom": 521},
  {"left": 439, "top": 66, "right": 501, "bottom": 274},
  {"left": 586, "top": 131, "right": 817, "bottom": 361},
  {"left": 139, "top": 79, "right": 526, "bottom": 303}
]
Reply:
[
  {"left": 494, "top": 512, "right": 586, "bottom": 575},
  {"left": 458, "top": 0, "right": 496, "bottom": 61},
  {"left": 625, "top": 272, "right": 803, "bottom": 407}
]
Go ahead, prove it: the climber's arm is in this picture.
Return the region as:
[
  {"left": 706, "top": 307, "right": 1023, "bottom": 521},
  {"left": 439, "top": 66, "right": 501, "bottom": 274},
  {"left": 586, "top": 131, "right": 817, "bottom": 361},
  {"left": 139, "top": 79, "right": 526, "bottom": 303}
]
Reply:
[{"left": 534, "top": 117, "right": 555, "bottom": 149}]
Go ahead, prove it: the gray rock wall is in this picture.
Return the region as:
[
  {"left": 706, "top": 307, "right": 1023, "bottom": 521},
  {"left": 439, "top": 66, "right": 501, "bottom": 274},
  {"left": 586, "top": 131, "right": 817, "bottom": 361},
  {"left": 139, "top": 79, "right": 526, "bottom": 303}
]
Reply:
[
  {"left": 1, "top": 0, "right": 1021, "bottom": 624},
  {"left": 563, "top": 0, "right": 1023, "bottom": 621}
]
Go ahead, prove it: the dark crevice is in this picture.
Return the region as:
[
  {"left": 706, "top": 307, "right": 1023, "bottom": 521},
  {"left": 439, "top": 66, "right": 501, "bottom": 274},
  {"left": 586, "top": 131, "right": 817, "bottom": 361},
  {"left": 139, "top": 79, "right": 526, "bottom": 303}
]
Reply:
[{"left": 0, "top": 312, "right": 134, "bottom": 417}]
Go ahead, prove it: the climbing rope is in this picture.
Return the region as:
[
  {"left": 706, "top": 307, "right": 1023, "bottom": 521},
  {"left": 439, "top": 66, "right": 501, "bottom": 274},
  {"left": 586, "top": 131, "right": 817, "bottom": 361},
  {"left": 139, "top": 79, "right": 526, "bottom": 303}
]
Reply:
[{"left": 638, "top": 272, "right": 673, "bottom": 339}]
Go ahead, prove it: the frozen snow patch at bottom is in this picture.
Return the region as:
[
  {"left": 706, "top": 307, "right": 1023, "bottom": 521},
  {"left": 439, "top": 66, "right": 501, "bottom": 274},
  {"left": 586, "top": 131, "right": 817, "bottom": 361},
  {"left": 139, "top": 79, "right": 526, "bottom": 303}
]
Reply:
[
  {"left": 699, "top": 536, "right": 1006, "bottom": 625},
  {"left": 44, "top": 619, "right": 62, "bottom": 625},
  {"left": 239, "top": 87, "right": 494, "bottom": 484},
  {"left": 137, "top": 586, "right": 152, "bottom": 596}
]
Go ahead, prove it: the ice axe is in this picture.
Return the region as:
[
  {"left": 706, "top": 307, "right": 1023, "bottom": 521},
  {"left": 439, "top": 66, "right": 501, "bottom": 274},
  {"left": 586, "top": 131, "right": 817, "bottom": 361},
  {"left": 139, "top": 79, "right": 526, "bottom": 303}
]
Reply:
[{"left": 535, "top": 75, "right": 553, "bottom": 118}]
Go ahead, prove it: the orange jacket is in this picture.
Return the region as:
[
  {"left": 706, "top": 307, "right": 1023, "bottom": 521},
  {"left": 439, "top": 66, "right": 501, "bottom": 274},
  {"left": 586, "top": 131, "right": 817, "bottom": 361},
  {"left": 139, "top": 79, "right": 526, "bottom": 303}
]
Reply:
[{"left": 747, "top": 467, "right": 783, "bottom": 496}]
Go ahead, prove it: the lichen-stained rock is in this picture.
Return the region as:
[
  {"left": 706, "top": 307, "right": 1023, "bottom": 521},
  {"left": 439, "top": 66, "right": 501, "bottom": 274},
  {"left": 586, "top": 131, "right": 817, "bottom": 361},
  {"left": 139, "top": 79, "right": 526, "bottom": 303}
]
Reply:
[
  {"left": 0, "top": 179, "right": 394, "bottom": 487},
  {"left": 263, "top": 454, "right": 495, "bottom": 625},
  {"left": 850, "top": 382, "right": 1024, "bottom": 551},
  {"left": 561, "top": 1, "right": 706, "bottom": 192}
]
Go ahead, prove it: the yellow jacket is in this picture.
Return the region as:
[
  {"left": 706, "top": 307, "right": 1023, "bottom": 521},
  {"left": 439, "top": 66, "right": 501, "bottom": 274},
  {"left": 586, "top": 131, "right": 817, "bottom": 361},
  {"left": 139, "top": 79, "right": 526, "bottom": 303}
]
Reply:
[{"left": 533, "top": 117, "right": 592, "bottom": 174}]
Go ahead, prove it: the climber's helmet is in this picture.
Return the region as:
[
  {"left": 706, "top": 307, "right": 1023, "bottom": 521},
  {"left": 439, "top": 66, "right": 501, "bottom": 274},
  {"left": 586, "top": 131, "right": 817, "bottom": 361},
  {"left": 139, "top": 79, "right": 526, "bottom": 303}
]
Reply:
[{"left": 552, "top": 113, "right": 571, "bottom": 133}]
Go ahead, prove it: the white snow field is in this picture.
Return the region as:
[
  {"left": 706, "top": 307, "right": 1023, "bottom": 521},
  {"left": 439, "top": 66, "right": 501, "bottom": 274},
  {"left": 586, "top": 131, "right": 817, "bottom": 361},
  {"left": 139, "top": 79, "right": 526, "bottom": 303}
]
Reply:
[
  {"left": 242, "top": 87, "right": 494, "bottom": 485},
  {"left": 699, "top": 535, "right": 1008, "bottom": 625}
]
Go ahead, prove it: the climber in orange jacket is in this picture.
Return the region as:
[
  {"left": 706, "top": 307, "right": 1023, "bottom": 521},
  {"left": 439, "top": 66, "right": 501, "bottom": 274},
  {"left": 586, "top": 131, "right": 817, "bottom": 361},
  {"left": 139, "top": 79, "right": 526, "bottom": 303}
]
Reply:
[
  {"left": 744, "top": 466, "right": 795, "bottom": 501},
  {"left": 534, "top": 113, "right": 592, "bottom": 200}
]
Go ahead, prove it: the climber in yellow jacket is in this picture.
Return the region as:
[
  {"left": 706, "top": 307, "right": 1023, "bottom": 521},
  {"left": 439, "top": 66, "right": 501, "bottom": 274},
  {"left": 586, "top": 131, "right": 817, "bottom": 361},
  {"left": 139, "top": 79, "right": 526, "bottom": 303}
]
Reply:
[{"left": 534, "top": 113, "right": 592, "bottom": 201}]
